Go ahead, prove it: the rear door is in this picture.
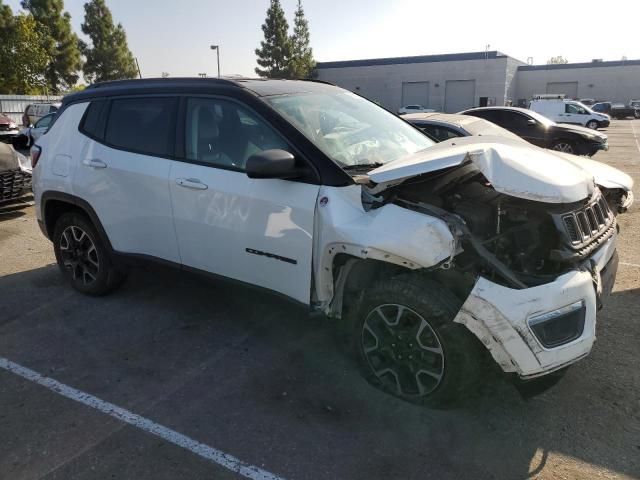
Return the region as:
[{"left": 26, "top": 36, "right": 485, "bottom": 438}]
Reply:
[
  {"left": 168, "top": 96, "right": 320, "bottom": 304},
  {"left": 73, "top": 96, "right": 181, "bottom": 262}
]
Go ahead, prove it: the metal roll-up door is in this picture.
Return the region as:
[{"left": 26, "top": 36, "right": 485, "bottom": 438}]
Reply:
[{"left": 444, "top": 80, "right": 476, "bottom": 113}]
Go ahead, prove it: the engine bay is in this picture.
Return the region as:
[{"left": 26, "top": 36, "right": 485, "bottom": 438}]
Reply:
[{"left": 369, "top": 162, "right": 616, "bottom": 288}]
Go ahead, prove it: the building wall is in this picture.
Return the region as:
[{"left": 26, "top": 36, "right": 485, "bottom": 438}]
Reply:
[
  {"left": 505, "top": 57, "right": 525, "bottom": 105},
  {"left": 515, "top": 63, "right": 640, "bottom": 103},
  {"left": 316, "top": 57, "right": 512, "bottom": 112}
]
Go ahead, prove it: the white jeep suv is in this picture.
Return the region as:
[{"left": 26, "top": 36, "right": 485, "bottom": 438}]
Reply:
[{"left": 32, "top": 78, "right": 632, "bottom": 407}]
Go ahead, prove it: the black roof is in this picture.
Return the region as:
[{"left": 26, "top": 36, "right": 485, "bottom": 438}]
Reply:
[
  {"left": 316, "top": 51, "right": 511, "bottom": 69},
  {"left": 64, "top": 77, "right": 338, "bottom": 104}
]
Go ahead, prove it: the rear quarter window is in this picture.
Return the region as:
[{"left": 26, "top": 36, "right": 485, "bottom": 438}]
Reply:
[{"left": 79, "top": 100, "right": 107, "bottom": 140}]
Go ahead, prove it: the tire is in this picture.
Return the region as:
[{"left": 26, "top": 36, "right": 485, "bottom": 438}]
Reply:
[
  {"left": 551, "top": 139, "right": 575, "bottom": 154},
  {"left": 345, "top": 275, "right": 487, "bottom": 408},
  {"left": 53, "top": 212, "right": 126, "bottom": 296},
  {"left": 586, "top": 120, "right": 599, "bottom": 130},
  {"left": 634, "top": 111, "right": 640, "bottom": 119}
]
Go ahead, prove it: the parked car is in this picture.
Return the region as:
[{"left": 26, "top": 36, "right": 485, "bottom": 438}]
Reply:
[
  {"left": 591, "top": 102, "right": 640, "bottom": 119},
  {"left": 398, "top": 104, "right": 435, "bottom": 115},
  {"left": 529, "top": 97, "right": 610, "bottom": 129},
  {"left": 458, "top": 107, "right": 609, "bottom": 156},
  {"left": 33, "top": 78, "right": 632, "bottom": 407},
  {"left": 0, "top": 113, "right": 19, "bottom": 143},
  {"left": 22, "top": 102, "right": 61, "bottom": 127},
  {"left": 12, "top": 112, "right": 56, "bottom": 149},
  {"left": 0, "top": 142, "right": 32, "bottom": 203},
  {"left": 406, "top": 111, "right": 632, "bottom": 212}
]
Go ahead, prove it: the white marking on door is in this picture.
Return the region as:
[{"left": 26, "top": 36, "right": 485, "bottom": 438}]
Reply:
[{"left": 0, "top": 357, "right": 286, "bottom": 480}]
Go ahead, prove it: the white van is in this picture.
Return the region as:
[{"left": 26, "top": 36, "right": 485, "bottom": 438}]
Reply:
[{"left": 529, "top": 95, "right": 610, "bottom": 130}]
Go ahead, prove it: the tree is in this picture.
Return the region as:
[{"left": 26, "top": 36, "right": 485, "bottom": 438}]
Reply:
[
  {"left": 21, "top": 0, "right": 82, "bottom": 93},
  {"left": 80, "top": 0, "right": 138, "bottom": 83},
  {"left": 547, "top": 56, "right": 568, "bottom": 65},
  {"left": 255, "top": 0, "right": 291, "bottom": 78},
  {"left": 0, "top": 5, "right": 49, "bottom": 94},
  {"left": 288, "top": 0, "right": 314, "bottom": 78}
]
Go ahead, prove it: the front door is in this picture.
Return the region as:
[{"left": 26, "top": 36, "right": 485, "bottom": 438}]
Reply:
[{"left": 169, "top": 97, "right": 320, "bottom": 304}]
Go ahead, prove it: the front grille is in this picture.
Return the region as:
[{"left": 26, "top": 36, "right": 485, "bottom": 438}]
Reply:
[
  {"left": 561, "top": 193, "right": 613, "bottom": 248},
  {"left": 0, "top": 168, "right": 32, "bottom": 202}
]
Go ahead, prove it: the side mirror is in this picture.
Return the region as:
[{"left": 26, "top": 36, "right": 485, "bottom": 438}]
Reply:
[
  {"left": 246, "top": 149, "right": 299, "bottom": 179},
  {"left": 527, "top": 119, "right": 537, "bottom": 126}
]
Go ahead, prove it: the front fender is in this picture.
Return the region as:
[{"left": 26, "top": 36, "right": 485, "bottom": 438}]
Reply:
[{"left": 313, "top": 185, "right": 455, "bottom": 306}]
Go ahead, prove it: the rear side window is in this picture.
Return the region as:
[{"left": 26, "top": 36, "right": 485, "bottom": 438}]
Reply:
[
  {"left": 80, "top": 100, "right": 107, "bottom": 139},
  {"left": 419, "top": 124, "right": 461, "bottom": 142},
  {"left": 105, "top": 97, "right": 177, "bottom": 157}
]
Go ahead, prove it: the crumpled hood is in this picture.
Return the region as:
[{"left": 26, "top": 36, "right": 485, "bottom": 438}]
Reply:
[
  {"left": 368, "top": 136, "right": 595, "bottom": 203},
  {"left": 554, "top": 152, "right": 634, "bottom": 192}
]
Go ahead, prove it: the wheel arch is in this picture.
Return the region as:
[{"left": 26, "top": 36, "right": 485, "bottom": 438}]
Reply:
[
  {"left": 326, "top": 253, "right": 477, "bottom": 319},
  {"left": 41, "top": 191, "right": 113, "bottom": 251}
]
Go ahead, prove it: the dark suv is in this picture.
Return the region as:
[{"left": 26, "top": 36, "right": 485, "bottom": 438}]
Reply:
[{"left": 461, "top": 107, "right": 609, "bottom": 156}]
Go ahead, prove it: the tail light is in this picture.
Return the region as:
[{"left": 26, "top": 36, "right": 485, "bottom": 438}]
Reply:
[{"left": 31, "top": 145, "right": 42, "bottom": 168}]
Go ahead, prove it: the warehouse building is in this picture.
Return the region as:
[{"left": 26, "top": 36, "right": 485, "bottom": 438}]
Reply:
[{"left": 315, "top": 51, "right": 640, "bottom": 113}]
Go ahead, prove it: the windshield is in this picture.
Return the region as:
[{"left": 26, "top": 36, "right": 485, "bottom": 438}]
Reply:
[{"left": 264, "top": 91, "right": 434, "bottom": 168}]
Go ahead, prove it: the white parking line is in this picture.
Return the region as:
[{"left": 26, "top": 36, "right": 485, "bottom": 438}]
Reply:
[
  {"left": 631, "top": 121, "right": 640, "bottom": 156},
  {"left": 621, "top": 262, "right": 640, "bottom": 268},
  {"left": 0, "top": 357, "right": 286, "bottom": 480}
]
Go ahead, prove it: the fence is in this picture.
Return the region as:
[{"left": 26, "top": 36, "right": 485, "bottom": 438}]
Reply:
[{"left": 0, "top": 95, "right": 63, "bottom": 125}]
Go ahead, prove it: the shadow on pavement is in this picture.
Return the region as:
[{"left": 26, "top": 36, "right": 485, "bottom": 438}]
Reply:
[{"left": 0, "top": 263, "right": 638, "bottom": 480}]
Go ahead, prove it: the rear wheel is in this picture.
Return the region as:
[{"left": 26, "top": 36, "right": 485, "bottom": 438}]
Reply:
[
  {"left": 586, "top": 120, "right": 599, "bottom": 130},
  {"left": 551, "top": 139, "right": 575, "bottom": 153},
  {"left": 53, "top": 212, "right": 126, "bottom": 295},
  {"left": 634, "top": 111, "right": 640, "bottom": 119},
  {"left": 346, "top": 275, "right": 487, "bottom": 408}
]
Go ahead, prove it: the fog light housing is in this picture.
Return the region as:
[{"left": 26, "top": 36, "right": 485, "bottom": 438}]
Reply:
[{"left": 528, "top": 301, "right": 586, "bottom": 349}]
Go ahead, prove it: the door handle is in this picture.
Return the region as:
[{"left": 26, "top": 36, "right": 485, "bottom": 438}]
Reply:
[
  {"left": 176, "top": 178, "right": 208, "bottom": 190},
  {"left": 83, "top": 158, "right": 107, "bottom": 169}
]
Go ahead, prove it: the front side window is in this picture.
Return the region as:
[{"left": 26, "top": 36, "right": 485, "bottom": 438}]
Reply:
[
  {"left": 185, "top": 97, "right": 288, "bottom": 170},
  {"left": 105, "top": 97, "right": 177, "bottom": 157},
  {"left": 566, "top": 103, "right": 587, "bottom": 115},
  {"left": 504, "top": 112, "right": 531, "bottom": 129},
  {"left": 265, "top": 90, "right": 434, "bottom": 168}
]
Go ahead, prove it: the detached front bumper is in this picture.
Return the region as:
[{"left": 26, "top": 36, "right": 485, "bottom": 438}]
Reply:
[{"left": 453, "top": 231, "right": 618, "bottom": 378}]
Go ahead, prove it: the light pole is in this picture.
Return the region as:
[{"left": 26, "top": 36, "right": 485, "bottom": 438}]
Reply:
[{"left": 210, "top": 45, "right": 220, "bottom": 77}]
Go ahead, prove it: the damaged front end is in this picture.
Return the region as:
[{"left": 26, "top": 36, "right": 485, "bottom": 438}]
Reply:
[
  {"left": 379, "top": 163, "right": 619, "bottom": 377},
  {"left": 0, "top": 143, "right": 32, "bottom": 203},
  {"left": 329, "top": 139, "right": 625, "bottom": 379}
]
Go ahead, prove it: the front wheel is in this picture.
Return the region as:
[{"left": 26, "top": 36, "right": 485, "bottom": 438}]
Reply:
[
  {"left": 53, "top": 212, "right": 126, "bottom": 295},
  {"left": 551, "top": 140, "right": 575, "bottom": 153},
  {"left": 634, "top": 111, "right": 640, "bottom": 119},
  {"left": 586, "top": 120, "right": 599, "bottom": 130},
  {"left": 346, "top": 276, "right": 487, "bottom": 408}
]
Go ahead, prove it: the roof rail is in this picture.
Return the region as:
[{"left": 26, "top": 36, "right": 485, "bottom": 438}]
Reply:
[
  {"left": 85, "top": 77, "right": 241, "bottom": 90},
  {"left": 532, "top": 94, "right": 566, "bottom": 100}
]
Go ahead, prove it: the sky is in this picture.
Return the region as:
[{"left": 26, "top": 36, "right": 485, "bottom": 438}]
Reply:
[{"left": 5, "top": 0, "right": 640, "bottom": 80}]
